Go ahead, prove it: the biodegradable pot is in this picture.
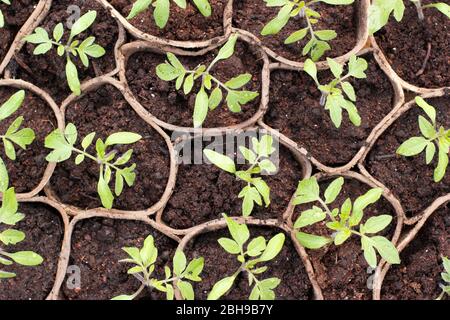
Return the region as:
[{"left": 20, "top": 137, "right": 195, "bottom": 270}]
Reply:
[
  {"left": 0, "top": 196, "right": 69, "bottom": 300},
  {"left": 286, "top": 171, "right": 403, "bottom": 300},
  {"left": 369, "top": 0, "right": 450, "bottom": 94},
  {"left": 259, "top": 48, "right": 404, "bottom": 174},
  {"left": 47, "top": 210, "right": 180, "bottom": 300},
  {"left": 2, "top": 0, "right": 127, "bottom": 104},
  {"left": 232, "top": 0, "right": 369, "bottom": 70},
  {"left": 0, "top": 79, "right": 64, "bottom": 199},
  {"left": 373, "top": 193, "right": 450, "bottom": 300},
  {"left": 173, "top": 216, "right": 323, "bottom": 300},
  {"left": 97, "top": 0, "right": 233, "bottom": 49},
  {"left": 0, "top": 0, "right": 50, "bottom": 75},
  {"left": 358, "top": 88, "right": 449, "bottom": 225},
  {"left": 155, "top": 129, "right": 313, "bottom": 234},
  {"left": 118, "top": 34, "right": 270, "bottom": 134},
  {"left": 43, "top": 76, "right": 177, "bottom": 217}
]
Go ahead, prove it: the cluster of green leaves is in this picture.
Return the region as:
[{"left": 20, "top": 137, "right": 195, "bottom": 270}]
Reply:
[
  {"left": 303, "top": 55, "right": 367, "bottom": 128},
  {"left": 0, "top": 0, "right": 10, "bottom": 28},
  {"left": 112, "top": 235, "right": 204, "bottom": 300},
  {"left": 44, "top": 123, "right": 142, "bottom": 209},
  {"left": 24, "top": 11, "right": 106, "bottom": 96},
  {"left": 369, "top": 0, "right": 450, "bottom": 34},
  {"left": 261, "top": 0, "right": 354, "bottom": 61},
  {"left": 437, "top": 256, "right": 450, "bottom": 300},
  {"left": 156, "top": 34, "right": 259, "bottom": 128},
  {"left": 293, "top": 177, "right": 400, "bottom": 268},
  {"left": 396, "top": 97, "right": 449, "bottom": 183},
  {"left": 0, "top": 188, "right": 44, "bottom": 279},
  {"left": 208, "top": 214, "right": 285, "bottom": 300},
  {"left": 203, "top": 135, "right": 276, "bottom": 217},
  {"left": 127, "top": 0, "right": 212, "bottom": 29},
  {"left": 0, "top": 90, "right": 35, "bottom": 193}
]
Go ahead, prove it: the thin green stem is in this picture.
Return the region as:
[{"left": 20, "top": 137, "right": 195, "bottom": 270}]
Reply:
[
  {"left": 72, "top": 147, "right": 123, "bottom": 172},
  {"left": 317, "top": 198, "right": 336, "bottom": 222}
]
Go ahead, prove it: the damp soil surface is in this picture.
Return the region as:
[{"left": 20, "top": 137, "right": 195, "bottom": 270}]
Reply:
[
  {"left": 375, "top": 0, "right": 450, "bottom": 88},
  {"left": 264, "top": 54, "right": 394, "bottom": 167},
  {"left": 62, "top": 218, "right": 178, "bottom": 300},
  {"left": 0, "top": 0, "right": 39, "bottom": 63},
  {"left": 126, "top": 41, "right": 262, "bottom": 128},
  {"left": 293, "top": 178, "right": 397, "bottom": 300},
  {"left": 9, "top": 0, "right": 119, "bottom": 104},
  {"left": 162, "top": 136, "right": 303, "bottom": 230},
  {"left": 382, "top": 205, "right": 449, "bottom": 300},
  {"left": 233, "top": 0, "right": 358, "bottom": 62},
  {"left": 49, "top": 85, "right": 170, "bottom": 211},
  {"left": 185, "top": 227, "right": 313, "bottom": 300},
  {"left": 0, "top": 86, "right": 57, "bottom": 194},
  {"left": 110, "top": 0, "right": 226, "bottom": 42},
  {"left": 0, "top": 203, "right": 64, "bottom": 300},
  {"left": 366, "top": 97, "right": 450, "bottom": 217}
]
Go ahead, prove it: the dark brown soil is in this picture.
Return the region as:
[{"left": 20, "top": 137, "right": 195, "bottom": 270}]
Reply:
[
  {"left": 185, "top": 227, "right": 312, "bottom": 300},
  {"left": 233, "top": 0, "right": 358, "bottom": 62},
  {"left": 49, "top": 85, "right": 170, "bottom": 210},
  {"left": 9, "top": 0, "right": 119, "bottom": 104},
  {"left": 110, "top": 0, "right": 226, "bottom": 41},
  {"left": 375, "top": 0, "right": 450, "bottom": 88},
  {"left": 264, "top": 54, "right": 394, "bottom": 167},
  {"left": 382, "top": 204, "right": 449, "bottom": 300},
  {"left": 0, "top": 202, "right": 64, "bottom": 300},
  {"left": 162, "top": 136, "right": 303, "bottom": 229},
  {"left": 366, "top": 97, "right": 450, "bottom": 217},
  {"left": 126, "top": 41, "right": 262, "bottom": 128},
  {"left": 0, "top": 0, "right": 38, "bottom": 63},
  {"left": 293, "top": 178, "right": 397, "bottom": 300},
  {"left": 0, "top": 86, "right": 57, "bottom": 193},
  {"left": 62, "top": 218, "right": 178, "bottom": 300}
]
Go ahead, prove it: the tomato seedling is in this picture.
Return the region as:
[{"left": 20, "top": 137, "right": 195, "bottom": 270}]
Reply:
[
  {"left": 127, "top": 0, "right": 212, "bottom": 29},
  {"left": 0, "top": 90, "right": 36, "bottom": 193},
  {"left": 303, "top": 55, "right": 368, "bottom": 128},
  {"left": 156, "top": 34, "right": 259, "bottom": 128},
  {"left": 112, "top": 235, "right": 204, "bottom": 300},
  {"left": 261, "top": 0, "right": 355, "bottom": 61},
  {"left": 203, "top": 134, "right": 276, "bottom": 217},
  {"left": 293, "top": 176, "right": 400, "bottom": 268},
  {"left": 396, "top": 97, "right": 449, "bottom": 183},
  {"left": 208, "top": 214, "right": 285, "bottom": 300},
  {"left": 44, "top": 123, "right": 142, "bottom": 209},
  {"left": 0, "top": 187, "right": 44, "bottom": 279},
  {"left": 369, "top": 0, "right": 450, "bottom": 34},
  {"left": 24, "top": 11, "right": 106, "bottom": 96}
]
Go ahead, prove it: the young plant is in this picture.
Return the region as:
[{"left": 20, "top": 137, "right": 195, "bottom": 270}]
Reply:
[
  {"left": 396, "top": 97, "right": 449, "bottom": 183},
  {"left": 0, "top": 90, "right": 36, "bottom": 193},
  {"left": 156, "top": 34, "right": 259, "bottom": 128},
  {"left": 0, "top": 0, "right": 10, "bottom": 28},
  {"left": 0, "top": 187, "right": 44, "bottom": 279},
  {"left": 203, "top": 135, "right": 276, "bottom": 217},
  {"left": 127, "top": 0, "right": 212, "bottom": 29},
  {"left": 24, "top": 11, "right": 106, "bottom": 96},
  {"left": 303, "top": 55, "right": 368, "bottom": 128},
  {"left": 112, "top": 235, "right": 204, "bottom": 300},
  {"left": 369, "top": 0, "right": 450, "bottom": 34},
  {"left": 293, "top": 176, "right": 401, "bottom": 268},
  {"left": 208, "top": 214, "right": 285, "bottom": 300},
  {"left": 437, "top": 256, "right": 450, "bottom": 300},
  {"left": 261, "top": 0, "right": 355, "bottom": 61},
  {"left": 44, "top": 123, "right": 142, "bottom": 209}
]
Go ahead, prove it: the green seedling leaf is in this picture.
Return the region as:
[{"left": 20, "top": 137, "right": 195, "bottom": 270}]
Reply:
[
  {"left": 207, "top": 276, "right": 235, "bottom": 300},
  {"left": 296, "top": 232, "right": 331, "bottom": 249},
  {"left": 294, "top": 206, "right": 326, "bottom": 229},
  {"left": 0, "top": 229, "right": 25, "bottom": 245},
  {"left": 324, "top": 177, "right": 344, "bottom": 204},
  {"left": 203, "top": 149, "right": 236, "bottom": 173},
  {"left": 293, "top": 177, "right": 320, "bottom": 205}
]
